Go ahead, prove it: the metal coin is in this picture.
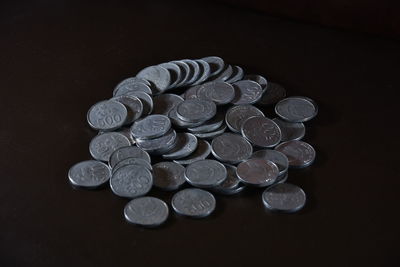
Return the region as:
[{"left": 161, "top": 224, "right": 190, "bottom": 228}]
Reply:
[
  {"left": 153, "top": 162, "right": 186, "bottom": 191},
  {"left": 87, "top": 100, "right": 128, "bottom": 131},
  {"left": 112, "top": 157, "right": 153, "bottom": 173},
  {"left": 211, "top": 64, "right": 232, "bottom": 81},
  {"left": 124, "top": 197, "right": 169, "bottom": 227},
  {"left": 275, "top": 140, "right": 316, "bottom": 168},
  {"left": 115, "top": 127, "right": 135, "bottom": 144},
  {"left": 136, "top": 65, "right": 171, "bottom": 94},
  {"left": 114, "top": 82, "right": 153, "bottom": 97},
  {"left": 131, "top": 114, "right": 171, "bottom": 140},
  {"left": 89, "top": 132, "right": 131, "bottom": 162},
  {"left": 110, "top": 164, "right": 153, "bottom": 198},
  {"left": 196, "top": 81, "right": 235, "bottom": 105},
  {"left": 173, "top": 139, "right": 211, "bottom": 165},
  {"left": 244, "top": 74, "right": 268, "bottom": 92},
  {"left": 201, "top": 56, "right": 224, "bottom": 77},
  {"left": 231, "top": 80, "right": 263, "bottom": 105},
  {"left": 193, "top": 124, "right": 226, "bottom": 139},
  {"left": 113, "top": 77, "right": 151, "bottom": 95},
  {"left": 211, "top": 133, "right": 253, "bottom": 164},
  {"left": 214, "top": 164, "right": 240, "bottom": 191},
  {"left": 111, "top": 95, "right": 143, "bottom": 124},
  {"left": 182, "top": 59, "right": 200, "bottom": 85},
  {"left": 241, "top": 116, "right": 281, "bottom": 148},
  {"left": 251, "top": 149, "right": 289, "bottom": 176},
  {"left": 124, "top": 91, "right": 153, "bottom": 115},
  {"left": 68, "top": 160, "right": 111, "bottom": 188},
  {"left": 171, "top": 188, "right": 216, "bottom": 218},
  {"left": 158, "top": 62, "right": 181, "bottom": 89},
  {"left": 168, "top": 106, "right": 204, "bottom": 128},
  {"left": 185, "top": 159, "right": 227, "bottom": 188},
  {"left": 262, "top": 183, "right": 306, "bottom": 213},
  {"left": 236, "top": 158, "right": 279, "bottom": 187},
  {"left": 276, "top": 172, "right": 288, "bottom": 184},
  {"left": 213, "top": 185, "right": 246, "bottom": 195},
  {"left": 225, "top": 104, "right": 264, "bottom": 133},
  {"left": 192, "top": 59, "right": 211, "bottom": 85},
  {"left": 183, "top": 85, "right": 200, "bottom": 100},
  {"left": 257, "top": 82, "right": 286, "bottom": 106},
  {"left": 136, "top": 129, "right": 177, "bottom": 155},
  {"left": 225, "top": 65, "right": 244, "bottom": 83},
  {"left": 109, "top": 146, "right": 151, "bottom": 168},
  {"left": 188, "top": 112, "right": 224, "bottom": 133},
  {"left": 272, "top": 118, "right": 305, "bottom": 142},
  {"left": 152, "top": 94, "right": 184, "bottom": 115},
  {"left": 171, "top": 60, "right": 191, "bottom": 87},
  {"left": 275, "top": 96, "right": 318, "bottom": 122},
  {"left": 162, "top": 132, "right": 198, "bottom": 160},
  {"left": 176, "top": 99, "right": 216, "bottom": 123}
]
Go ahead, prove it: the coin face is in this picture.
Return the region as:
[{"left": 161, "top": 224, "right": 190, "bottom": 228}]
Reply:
[
  {"left": 201, "top": 56, "right": 224, "bottom": 77},
  {"left": 176, "top": 99, "right": 216, "bottom": 123},
  {"left": 257, "top": 82, "right": 286, "bottom": 106},
  {"left": 275, "top": 97, "right": 318, "bottom": 122},
  {"left": 251, "top": 149, "right": 289, "bottom": 176},
  {"left": 188, "top": 112, "right": 224, "bottom": 133},
  {"left": 124, "top": 91, "right": 153, "bottom": 115},
  {"left": 111, "top": 95, "right": 143, "bottom": 124},
  {"left": 153, "top": 161, "right": 186, "bottom": 191},
  {"left": 152, "top": 94, "right": 184, "bottom": 115},
  {"left": 211, "top": 133, "right": 252, "bottom": 164},
  {"left": 225, "top": 65, "right": 244, "bottom": 83},
  {"left": 183, "top": 85, "right": 200, "bottom": 100},
  {"left": 272, "top": 118, "right": 305, "bottom": 142},
  {"left": 172, "top": 188, "right": 216, "bottom": 218},
  {"left": 109, "top": 146, "right": 151, "bottom": 168},
  {"left": 173, "top": 139, "right": 211, "bottom": 165},
  {"left": 185, "top": 159, "right": 227, "bottom": 188},
  {"left": 168, "top": 106, "right": 204, "bottom": 128},
  {"left": 236, "top": 158, "right": 279, "bottom": 187},
  {"left": 275, "top": 140, "right": 316, "bottom": 168},
  {"left": 136, "top": 129, "right": 177, "bottom": 155},
  {"left": 131, "top": 114, "right": 171, "bottom": 140},
  {"left": 112, "top": 157, "right": 153, "bottom": 173},
  {"left": 241, "top": 116, "right": 281, "bottom": 148},
  {"left": 87, "top": 100, "right": 127, "bottom": 131},
  {"left": 136, "top": 65, "right": 171, "bottom": 93},
  {"left": 214, "top": 164, "right": 240, "bottom": 191},
  {"left": 262, "top": 183, "right": 306, "bottom": 213},
  {"left": 124, "top": 197, "right": 169, "bottom": 226},
  {"left": 68, "top": 160, "right": 111, "bottom": 188},
  {"left": 89, "top": 132, "right": 131, "bottom": 162},
  {"left": 196, "top": 81, "right": 235, "bottom": 105},
  {"left": 225, "top": 104, "right": 264, "bottom": 133},
  {"left": 244, "top": 74, "right": 268, "bottom": 91},
  {"left": 110, "top": 164, "right": 153, "bottom": 198},
  {"left": 114, "top": 82, "right": 152, "bottom": 97},
  {"left": 231, "top": 80, "right": 263, "bottom": 105},
  {"left": 162, "top": 132, "right": 198, "bottom": 160}
]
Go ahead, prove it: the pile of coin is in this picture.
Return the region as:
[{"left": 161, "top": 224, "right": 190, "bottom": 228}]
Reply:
[{"left": 68, "top": 56, "right": 318, "bottom": 227}]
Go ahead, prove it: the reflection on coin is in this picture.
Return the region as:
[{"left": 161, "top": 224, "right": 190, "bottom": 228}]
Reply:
[
  {"left": 158, "top": 62, "right": 181, "bottom": 89},
  {"left": 182, "top": 59, "right": 200, "bottom": 85},
  {"left": 110, "top": 164, "right": 153, "bottom": 198},
  {"left": 124, "top": 91, "right": 153, "bottom": 115},
  {"left": 211, "top": 133, "right": 252, "bottom": 164},
  {"left": 225, "top": 105, "right": 264, "bottom": 133},
  {"left": 213, "top": 164, "right": 241, "bottom": 193},
  {"left": 275, "top": 97, "right": 318, "bottom": 122},
  {"left": 153, "top": 161, "right": 186, "bottom": 191},
  {"left": 87, "top": 100, "right": 127, "bottom": 131},
  {"left": 196, "top": 81, "right": 235, "bottom": 105},
  {"left": 244, "top": 74, "right": 268, "bottom": 92},
  {"left": 172, "top": 188, "right": 216, "bottom": 218},
  {"left": 162, "top": 132, "right": 198, "bottom": 160},
  {"left": 225, "top": 65, "right": 244, "bottom": 83},
  {"left": 136, "top": 129, "right": 177, "bottom": 155},
  {"left": 68, "top": 160, "right": 111, "bottom": 188},
  {"left": 251, "top": 149, "right": 289, "bottom": 176},
  {"left": 193, "top": 124, "right": 226, "bottom": 139},
  {"left": 89, "top": 132, "right": 131, "bottom": 162},
  {"left": 275, "top": 140, "right": 316, "bottom": 168},
  {"left": 173, "top": 139, "right": 211, "bottom": 165},
  {"left": 114, "top": 82, "right": 152, "bottom": 97},
  {"left": 272, "top": 118, "right": 305, "bottom": 142},
  {"left": 112, "top": 157, "right": 153, "bottom": 173},
  {"left": 262, "top": 183, "right": 306, "bottom": 213},
  {"left": 109, "top": 146, "right": 151, "bottom": 168},
  {"left": 231, "top": 80, "right": 263, "bottom": 105},
  {"left": 241, "top": 116, "right": 281, "bottom": 148},
  {"left": 201, "top": 56, "right": 224, "bottom": 77},
  {"left": 211, "top": 64, "right": 233, "bottom": 81},
  {"left": 131, "top": 114, "right": 171, "bottom": 140},
  {"left": 176, "top": 99, "right": 216, "bottom": 123},
  {"left": 185, "top": 159, "right": 227, "bottom": 188},
  {"left": 111, "top": 95, "right": 143, "bottom": 124},
  {"left": 136, "top": 65, "right": 171, "bottom": 93},
  {"left": 124, "top": 197, "right": 169, "bottom": 226},
  {"left": 192, "top": 59, "right": 211, "bottom": 85},
  {"left": 152, "top": 94, "right": 184, "bottom": 115},
  {"left": 257, "top": 82, "right": 286, "bottom": 106},
  {"left": 236, "top": 158, "right": 279, "bottom": 187},
  {"left": 188, "top": 112, "right": 224, "bottom": 133}
]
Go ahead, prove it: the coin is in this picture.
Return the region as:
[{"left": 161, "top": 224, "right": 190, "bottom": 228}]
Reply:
[
  {"left": 257, "top": 82, "right": 286, "bottom": 106},
  {"left": 275, "top": 96, "right": 318, "bottom": 122},
  {"left": 162, "top": 132, "right": 198, "bottom": 160},
  {"left": 171, "top": 60, "right": 191, "bottom": 87},
  {"left": 192, "top": 59, "right": 211, "bottom": 85},
  {"left": 113, "top": 77, "right": 151, "bottom": 95},
  {"left": 275, "top": 140, "right": 316, "bottom": 168},
  {"left": 124, "top": 91, "right": 153, "bottom": 115},
  {"left": 173, "top": 139, "right": 211, "bottom": 165},
  {"left": 176, "top": 99, "right": 216, "bottom": 123},
  {"left": 152, "top": 94, "right": 184, "bottom": 115},
  {"left": 276, "top": 172, "right": 288, "bottom": 184},
  {"left": 183, "top": 85, "right": 200, "bottom": 100},
  {"left": 182, "top": 59, "right": 200, "bottom": 85},
  {"left": 124, "top": 197, "right": 169, "bottom": 227},
  {"left": 213, "top": 164, "right": 240, "bottom": 191},
  {"left": 136, "top": 129, "right": 177, "bottom": 155},
  {"left": 153, "top": 161, "right": 186, "bottom": 191},
  {"left": 272, "top": 118, "right": 305, "bottom": 141},
  {"left": 89, "top": 132, "right": 131, "bottom": 162},
  {"left": 193, "top": 124, "right": 226, "bottom": 139},
  {"left": 262, "top": 183, "right": 306, "bottom": 213},
  {"left": 131, "top": 114, "right": 171, "bottom": 140},
  {"left": 110, "top": 164, "right": 153, "bottom": 198},
  {"left": 112, "top": 157, "right": 153, "bottom": 173},
  {"left": 111, "top": 95, "right": 143, "bottom": 124},
  {"left": 225, "top": 105, "right": 264, "bottom": 133},
  {"left": 87, "top": 100, "right": 128, "bottom": 131},
  {"left": 136, "top": 65, "right": 171, "bottom": 94},
  {"left": 196, "top": 81, "right": 235, "bottom": 105},
  {"left": 244, "top": 74, "right": 268, "bottom": 92},
  {"left": 225, "top": 65, "right": 244, "bottom": 83},
  {"left": 109, "top": 146, "right": 151, "bottom": 168},
  {"left": 171, "top": 188, "right": 216, "bottom": 218},
  {"left": 115, "top": 127, "right": 135, "bottom": 144},
  {"left": 185, "top": 159, "right": 227, "bottom": 188},
  {"left": 211, "top": 64, "right": 232, "bottom": 81},
  {"left": 211, "top": 133, "right": 252, "bottom": 164},
  {"left": 231, "top": 80, "right": 263, "bottom": 105},
  {"left": 68, "top": 160, "right": 111, "bottom": 188},
  {"left": 201, "top": 56, "right": 224, "bottom": 77},
  {"left": 114, "top": 82, "right": 153, "bottom": 97},
  {"left": 236, "top": 158, "right": 279, "bottom": 187},
  {"left": 213, "top": 185, "right": 245, "bottom": 195},
  {"left": 168, "top": 106, "right": 204, "bottom": 128},
  {"left": 158, "top": 62, "right": 181, "bottom": 89},
  {"left": 241, "top": 116, "right": 281, "bottom": 148},
  {"left": 188, "top": 112, "right": 224, "bottom": 133},
  {"left": 250, "top": 149, "right": 289, "bottom": 176}
]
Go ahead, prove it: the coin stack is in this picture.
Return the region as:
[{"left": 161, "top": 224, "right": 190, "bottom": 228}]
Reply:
[{"left": 68, "top": 56, "right": 318, "bottom": 227}]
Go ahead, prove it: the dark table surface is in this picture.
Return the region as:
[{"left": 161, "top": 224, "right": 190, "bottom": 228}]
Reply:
[{"left": 1, "top": 1, "right": 399, "bottom": 266}]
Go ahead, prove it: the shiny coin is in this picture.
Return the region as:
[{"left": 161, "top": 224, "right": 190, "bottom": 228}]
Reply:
[
  {"left": 275, "top": 140, "right": 316, "bottom": 168},
  {"left": 87, "top": 100, "right": 127, "bottom": 131},
  {"left": 257, "top": 82, "right": 286, "bottom": 106},
  {"left": 183, "top": 85, "right": 200, "bottom": 100},
  {"left": 112, "top": 157, "right": 153, "bottom": 173},
  {"left": 115, "top": 127, "right": 135, "bottom": 144},
  {"left": 262, "top": 183, "right": 306, "bottom": 213},
  {"left": 68, "top": 160, "right": 111, "bottom": 188},
  {"left": 162, "top": 132, "right": 198, "bottom": 160},
  {"left": 153, "top": 162, "right": 186, "bottom": 191},
  {"left": 225, "top": 104, "right": 264, "bottom": 133},
  {"left": 172, "top": 188, "right": 216, "bottom": 218},
  {"left": 211, "top": 64, "right": 233, "bottom": 81},
  {"left": 181, "top": 59, "right": 200, "bottom": 85},
  {"left": 193, "top": 124, "right": 226, "bottom": 139},
  {"left": 241, "top": 116, "right": 281, "bottom": 148},
  {"left": 168, "top": 106, "right": 204, "bottom": 128},
  {"left": 213, "top": 185, "right": 246, "bottom": 195},
  {"left": 213, "top": 164, "right": 240, "bottom": 191},
  {"left": 251, "top": 149, "right": 289, "bottom": 176},
  {"left": 196, "top": 81, "right": 235, "bottom": 105},
  {"left": 211, "top": 133, "right": 252, "bottom": 164},
  {"left": 89, "top": 132, "right": 131, "bottom": 162},
  {"left": 111, "top": 95, "right": 143, "bottom": 124},
  {"left": 113, "top": 77, "right": 151, "bottom": 95},
  {"left": 225, "top": 65, "right": 244, "bottom": 83},
  {"left": 275, "top": 96, "right": 318, "bottom": 122},
  {"left": 109, "top": 146, "right": 151, "bottom": 168},
  {"left": 172, "top": 60, "right": 191, "bottom": 87},
  {"left": 237, "top": 158, "right": 279, "bottom": 187},
  {"left": 136, "top": 129, "right": 177, "bottom": 155},
  {"left": 201, "top": 56, "right": 224, "bottom": 77},
  {"left": 136, "top": 65, "right": 171, "bottom": 94},
  {"left": 244, "top": 74, "right": 268, "bottom": 92},
  {"left": 173, "top": 139, "right": 211, "bottom": 165},
  {"left": 110, "top": 164, "right": 153, "bottom": 198},
  {"left": 152, "top": 94, "right": 184, "bottom": 115},
  {"left": 158, "top": 62, "right": 181, "bottom": 89},
  {"left": 231, "top": 80, "right": 263, "bottom": 105},
  {"left": 192, "top": 59, "right": 211, "bottom": 85},
  {"left": 272, "top": 118, "right": 305, "bottom": 141},
  {"left": 188, "top": 112, "right": 224, "bottom": 133},
  {"left": 176, "top": 99, "right": 216, "bottom": 123},
  {"left": 124, "top": 197, "right": 169, "bottom": 227},
  {"left": 185, "top": 159, "right": 227, "bottom": 188},
  {"left": 114, "top": 82, "right": 152, "bottom": 97},
  {"left": 276, "top": 172, "right": 288, "bottom": 184},
  {"left": 131, "top": 114, "right": 171, "bottom": 140},
  {"left": 124, "top": 91, "right": 153, "bottom": 115}
]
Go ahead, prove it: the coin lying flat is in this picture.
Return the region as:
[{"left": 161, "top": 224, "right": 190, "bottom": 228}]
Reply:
[
  {"left": 172, "top": 188, "right": 216, "bottom": 218},
  {"left": 131, "top": 114, "right": 171, "bottom": 140},
  {"left": 183, "top": 85, "right": 200, "bottom": 100},
  {"left": 257, "top": 82, "right": 286, "bottom": 106},
  {"left": 225, "top": 105, "right": 264, "bottom": 133},
  {"left": 68, "top": 160, "right": 111, "bottom": 188},
  {"left": 111, "top": 95, "right": 143, "bottom": 124},
  {"left": 262, "top": 183, "right": 306, "bottom": 213},
  {"left": 231, "top": 80, "right": 263, "bottom": 105},
  {"left": 173, "top": 139, "right": 211, "bottom": 165},
  {"left": 275, "top": 140, "right": 316, "bottom": 168},
  {"left": 162, "top": 132, "right": 198, "bottom": 160},
  {"left": 112, "top": 157, "right": 153, "bottom": 173},
  {"left": 136, "top": 65, "right": 171, "bottom": 93},
  {"left": 136, "top": 129, "right": 177, "bottom": 155},
  {"left": 212, "top": 164, "right": 241, "bottom": 194},
  {"left": 272, "top": 118, "right": 305, "bottom": 142},
  {"left": 241, "top": 116, "right": 281, "bottom": 148},
  {"left": 168, "top": 106, "right": 203, "bottom": 128},
  {"left": 176, "top": 99, "right": 216, "bottom": 123},
  {"left": 275, "top": 97, "right": 318, "bottom": 122},
  {"left": 110, "top": 164, "right": 153, "bottom": 198},
  {"left": 196, "top": 81, "right": 235, "bottom": 105},
  {"left": 192, "top": 124, "right": 226, "bottom": 139},
  {"left": 109, "top": 146, "right": 151, "bottom": 168},
  {"left": 250, "top": 149, "right": 289, "bottom": 176},
  {"left": 244, "top": 74, "right": 268, "bottom": 92},
  {"left": 201, "top": 56, "right": 224, "bottom": 77},
  {"left": 211, "top": 133, "right": 253, "bottom": 164},
  {"left": 152, "top": 94, "right": 184, "bottom": 115},
  {"left": 236, "top": 158, "right": 279, "bottom": 187},
  {"left": 185, "top": 159, "right": 227, "bottom": 188},
  {"left": 114, "top": 82, "right": 153, "bottom": 97},
  {"left": 188, "top": 112, "right": 224, "bottom": 133},
  {"left": 124, "top": 197, "right": 169, "bottom": 227},
  {"left": 87, "top": 100, "right": 128, "bottom": 131},
  {"left": 225, "top": 65, "right": 244, "bottom": 83},
  {"left": 125, "top": 91, "right": 153, "bottom": 115},
  {"left": 153, "top": 161, "right": 186, "bottom": 191},
  {"left": 89, "top": 132, "right": 131, "bottom": 162}
]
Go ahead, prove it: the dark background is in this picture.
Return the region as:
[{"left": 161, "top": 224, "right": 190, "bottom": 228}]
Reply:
[{"left": 1, "top": 0, "right": 399, "bottom": 266}]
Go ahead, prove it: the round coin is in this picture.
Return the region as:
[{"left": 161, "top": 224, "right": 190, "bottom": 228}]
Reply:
[
  {"left": 112, "top": 157, "right": 153, "bottom": 173},
  {"left": 173, "top": 139, "right": 211, "bottom": 165},
  {"left": 211, "top": 64, "right": 232, "bottom": 81},
  {"left": 158, "top": 62, "right": 181, "bottom": 89},
  {"left": 136, "top": 65, "right": 171, "bottom": 94},
  {"left": 213, "top": 164, "right": 240, "bottom": 191},
  {"left": 168, "top": 106, "right": 204, "bottom": 128},
  {"left": 251, "top": 149, "right": 289, "bottom": 176},
  {"left": 162, "top": 132, "right": 198, "bottom": 160},
  {"left": 176, "top": 99, "right": 216, "bottom": 123},
  {"left": 171, "top": 188, "right": 216, "bottom": 218},
  {"left": 275, "top": 96, "right": 318, "bottom": 122},
  {"left": 114, "top": 82, "right": 152, "bottom": 97},
  {"left": 68, "top": 160, "right": 111, "bottom": 188},
  {"left": 124, "top": 197, "right": 169, "bottom": 227},
  {"left": 192, "top": 59, "right": 211, "bottom": 85},
  {"left": 262, "top": 183, "right": 306, "bottom": 213},
  {"left": 236, "top": 158, "right": 279, "bottom": 187},
  {"left": 225, "top": 65, "right": 244, "bottom": 83},
  {"left": 89, "top": 132, "right": 131, "bottom": 162},
  {"left": 188, "top": 111, "right": 224, "bottom": 133},
  {"left": 196, "top": 81, "right": 235, "bottom": 105},
  {"left": 171, "top": 60, "right": 191, "bottom": 87},
  {"left": 111, "top": 95, "right": 143, "bottom": 124},
  {"left": 182, "top": 59, "right": 200, "bottom": 85},
  {"left": 241, "top": 116, "right": 281, "bottom": 148},
  {"left": 124, "top": 91, "right": 153, "bottom": 115},
  {"left": 153, "top": 162, "right": 186, "bottom": 191},
  {"left": 244, "top": 74, "right": 268, "bottom": 92},
  {"left": 109, "top": 146, "right": 151, "bottom": 168},
  {"left": 257, "top": 82, "right": 286, "bottom": 106},
  {"left": 87, "top": 100, "right": 127, "bottom": 131},
  {"left": 131, "top": 114, "right": 171, "bottom": 140},
  {"left": 225, "top": 104, "right": 264, "bottom": 133},
  {"left": 183, "top": 85, "right": 200, "bottom": 100},
  {"left": 113, "top": 77, "right": 151, "bottom": 95},
  {"left": 136, "top": 129, "right": 177, "bottom": 155},
  {"left": 231, "top": 80, "right": 263, "bottom": 105},
  {"left": 275, "top": 140, "right": 316, "bottom": 168},
  {"left": 201, "top": 56, "right": 224, "bottom": 77},
  {"left": 211, "top": 133, "right": 252, "bottom": 164},
  {"left": 110, "top": 164, "right": 153, "bottom": 198},
  {"left": 272, "top": 118, "right": 305, "bottom": 142},
  {"left": 185, "top": 159, "right": 227, "bottom": 188},
  {"left": 152, "top": 94, "right": 184, "bottom": 115},
  {"left": 192, "top": 124, "right": 226, "bottom": 139}
]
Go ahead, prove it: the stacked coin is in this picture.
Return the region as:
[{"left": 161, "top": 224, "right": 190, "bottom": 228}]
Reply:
[{"left": 69, "top": 56, "right": 318, "bottom": 227}]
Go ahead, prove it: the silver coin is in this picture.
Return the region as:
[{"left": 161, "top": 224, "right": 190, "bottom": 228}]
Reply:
[
  {"left": 225, "top": 65, "right": 244, "bottom": 83},
  {"left": 131, "top": 114, "right": 171, "bottom": 140},
  {"left": 196, "top": 81, "right": 235, "bottom": 105},
  {"left": 272, "top": 118, "right": 305, "bottom": 142},
  {"left": 275, "top": 96, "right": 318, "bottom": 122},
  {"left": 193, "top": 124, "right": 226, "bottom": 139},
  {"left": 173, "top": 139, "right": 211, "bottom": 165},
  {"left": 112, "top": 157, "right": 153, "bottom": 173},
  {"left": 213, "top": 185, "right": 246, "bottom": 195},
  {"left": 262, "top": 183, "right": 306, "bottom": 213},
  {"left": 89, "top": 132, "right": 131, "bottom": 162},
  {"left": 87, "top": 100, "right": 127, "bottom": 131},
  {"left": 115, "top": 127, "right": 135, "bottom": 145},
  {"left": 192, "top": 59, "right": 211, "bottom": 85},
  {"left": 113, "top": 77, "right": 151, "bottom": 95},
  {"left": 168, "top": 106, "right": 204, "bottom": 128},
  {"left": 109, "top": 146, "right": 151, "bottom": 168},
  {"left": 176, "top": 99, "right": 216, "bottom": 123},
  {"left": 276, "top": 172, "right": 288, "bottom": 184},
  {"left": 171, "top": 60, "right": 191, "bottom": 87},
  {"left": 182, "top": 59, "right": 200, "bottom": 85},
  {"left": 225, "top": 104, "right": 264, "bottom": 133},
  {"left": 153, "top": 161, "right": 186, "bottom": 191},
  {"left": 214, "top": 164, "right": 240, "bottom": 191},
  {"left": 211, "top": 64, "right": 232, "bottom": 81},
  {"left": 152, "top": 94, "right": 184, "bottom": 115},
  {"left": 110, "top": 164, "right": 153, "bottom": 198},
  {"left": 244, "top": 74, "right": 268, "bottom": 92},
  {"left": 188, "top": 112, "right": 224, "bottom": 133},
  {"left": 124, "top": 91, "right": 153, "bottom": 115},
  {"left": 211, "top": 133, "right": 253, "bottom": 164},
  {"left": 231, "top": 80, "right": 263, "bottom": 105},
  {"left": 185, "top": 159, "right": 227, "bottom": 188},
  {"left": 114, "top": 82, "right": 153, "bottom": 97},
  {"left": 136, "top": 129, "right": 177, "bottom": 155},
  {"left": 257, "top": 82, "right": 286, "bottom": 106},
  {"left": 68, "top": 160, "right": 111, "bottom": 188},
  {"left": 136, "top": 65, "right": 171, "bottom": 94},
  {"left": 251, "top": 149, "right": 289, "bottom": 176},
  {"left": 201, "top": 56, "right": 224, "bottom": 77},
  {"left": 111, "top": 95, "right": 143, "bottom": 124},
  {"left": 158, "top": 62, "right": 181, "bottom": 89},
  {"left": 183, "top": 85, "right": 200, "bottom": 100},
  {"left": 236, "top": 158, "right": 279, "bottom": 187},
  {"left": 171, "top": 188, "right": 216, "bottom": 218},
  {"left": 241, "top": 116, "right": 281, "bottom": 148},
  {"left": 124, "top": 197, "right": 169, "bottom": 227},
  {"left": 162, "top": 132, "right": 198, "bottom": 160},
  {"left": 275, "top": 140, "right": 316, "bottom": 168}
]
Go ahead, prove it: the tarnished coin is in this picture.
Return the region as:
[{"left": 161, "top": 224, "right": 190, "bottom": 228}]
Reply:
[
  {"left": 173, "top": 139, "right": 211, "bottom": 165},
  {"left": 136, "top": 129, "right": 177, "bottom": 155},
  {"left": 183, "top": 85, "right": 200, "bottom": 100},
  {"left": 112, "top": 157, "right": 153, "bottom": 173},
  {"left": 275, "top": 96, "right": 318, "bottom": 122},
  {"left": 196, "top": 81, "right": 235, "bottom": 105},
  {"left": 124, "top": 197, "right": 169, "bottom": 227},
  {"left": 241, "top": 116, "right": 281, "bottom": 148},
  {"left": 152, "top": 94, "right": 184, "bottom": 115},
  {"left": 192, "top": 59, "right": 211, "bottom": 85},
  {"left": 231, "top": 80, "right": 263, "bottom": 105},
  {"left": 87, "top": 100, "right": 127, "bottom": 131},
  {"left": 182, "top": 59, "right": 200, "bottom": 85},
  {"left": 171, "top": 188, "right": 216, "bottom": 218},
  {"left": 109, "top": 146, "right": 151, "bottom": 168},
  {"left": 257, "top": 82, "right": 286, "bottom": 106},
  {"left": 124, "top": 91, "right": 153, "bottom": 115},
  {"left": 244, "top": 74, "right": 268, "bottom": 92},
  {"left": 153, "top": 161, "right": 186, "bottom": 191},
  {"left": 262, "top": 183, "right": 306, "bottom": 213},
  {"left": 110, "top": 164, "right": 153, "bottom": 198},
  {"left": 225, "top": 105, "right": 264, "bottom": 133},
  {"left": 272, "top": 118, "right": 305, "bottom": 141},
  {"left": 114, "top": 82, "right": 153, "bottom": 97},
  {"left": 201, "top": 56, "right": 224, "bottom": 77},
  {"left": 251, "top": 149, "right": 289, "bottom": 176},
  {"left": 237, "top": 158, "right": 279, "bottom": 187},
  {"left": 68, "top": 160, "right": 111, "bottom": 188},
  {"left": 188, "top": 112, "right": 224, "bottom": 133},
  {"left": 113, "top": 77, "right": 151, "bottom": 95},
  {"left": 211, "top": 133, "right": 253, "bottom": 164},
  {"left": 213, "top": 164, "right": 241, "bottom": 192},
  {"left": 89, "top": 132, "right": 131, "bottom": 162},
  {"left": 168, "top": 106, "right": 204, "bottom": 128},
  {"left": 172, "top": 60, "right": 191, "bottom": 87},
  {"left": 176, "top": 99, "right": 216, "bottom": 123},
  {"left": 193, "top": 124, "right": 226, "bottom": 139},
  {"left": 185, "top": 159, "right": 227, "bottom": 188},
  {"left": 158, "top": 62, "right": 181, "bottom": 89},
  {"left": 225, "top": 65, "right": 244, "bottom": 83},
  {"left": 131, "top": 114, "right": 171, "bottom": 140},
  {"left": 211, "top": 64, "right": 233, "bottom": 81},
  {"left": 136, "top": 65, "right": 171, "bottom": 93},
  {"left": 111, "top": 95, "right": 143, "bottom": 124},
  {"left": 162, "top": 132, "right": 198, "bottom": 160},
  {"left": 275, "top": 140, "right": 316, "bottom": 168}
]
